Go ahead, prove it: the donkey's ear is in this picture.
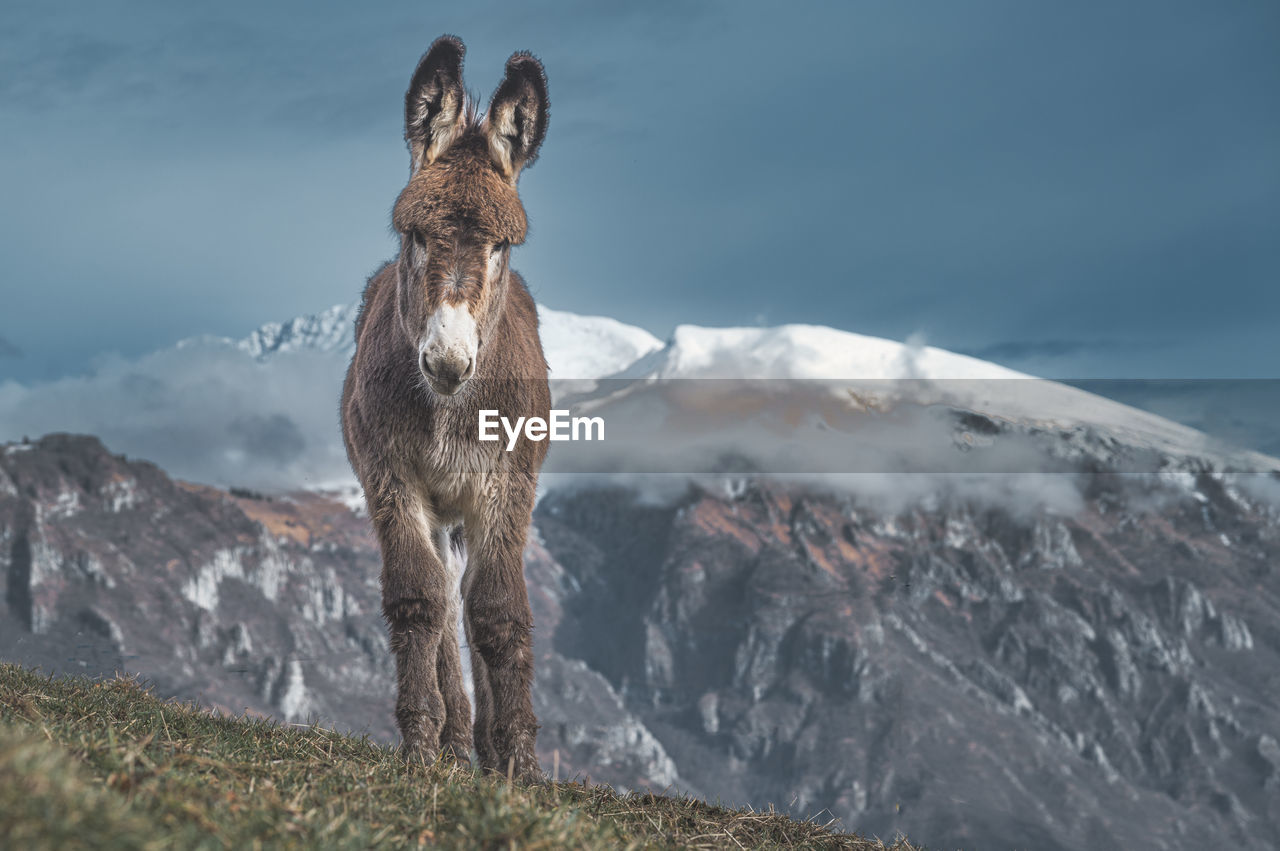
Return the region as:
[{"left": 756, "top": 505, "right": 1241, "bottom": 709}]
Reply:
[
  {"left": 484, "top": 52, "right": 549, "bottom": 180},
  {"left": 405, "top": 35, "right": 467, "bottom": 172}
]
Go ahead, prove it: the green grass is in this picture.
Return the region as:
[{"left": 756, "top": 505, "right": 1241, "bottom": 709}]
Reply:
[{"left": 0, "top": 664, "right": 920, "bottom": 849}]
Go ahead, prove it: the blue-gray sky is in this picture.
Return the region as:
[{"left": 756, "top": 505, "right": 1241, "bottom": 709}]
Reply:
[{"left": 2, "top": 0, "right": 1277, "bottom": 383}]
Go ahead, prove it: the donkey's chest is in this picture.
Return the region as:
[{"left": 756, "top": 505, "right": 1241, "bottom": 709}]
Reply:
[{"left": 406, "top": 417, "right": 501, "bottom": 515}]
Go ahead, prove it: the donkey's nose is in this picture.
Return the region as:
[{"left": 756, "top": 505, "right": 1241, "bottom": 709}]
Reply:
[{"left": 421, "top": 352, "right": 474, "bottom": 395}]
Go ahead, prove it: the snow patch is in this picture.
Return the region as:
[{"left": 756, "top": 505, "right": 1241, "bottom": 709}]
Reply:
[{"left": 537, "top": 305, "right": 663, "bottom": 381}]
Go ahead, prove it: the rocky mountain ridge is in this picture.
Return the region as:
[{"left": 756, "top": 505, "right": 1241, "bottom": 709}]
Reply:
[
  {"left": 536, "top": 472, "right": 1280, "bottom": 850},
  {"left": 4, "top": 433, "right": 1278, "bottom": 849}
]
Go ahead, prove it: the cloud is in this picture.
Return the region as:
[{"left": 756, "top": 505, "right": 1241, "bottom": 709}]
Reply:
[
  {"left": 0, "top": 342, "right": 353, "bottom": 491},
  {"left": 535, "top": 379, "right": 1115, "bottom": 517},
  {"left": 542, "top": 470, "right": 1086, "bottom": 520},
  {"left": 0, "top": 336, "right": 21, "bottom": 359},
  {"left": 228, "top": 414, "right": 307, "bottom": 465},
  {"left": 0, "top": 342, "right": 1095, "bottom": 518},
  {"left": 1234, "top": 473, "right": 1280, "bottom": 509},
  {"left": 3, "top": 335, "right": 1272, "bottom": 526}
]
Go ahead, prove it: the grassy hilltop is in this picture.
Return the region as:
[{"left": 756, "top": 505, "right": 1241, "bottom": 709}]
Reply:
[{"left": 0, "top": 664, "right": 920, "bottom": 850}]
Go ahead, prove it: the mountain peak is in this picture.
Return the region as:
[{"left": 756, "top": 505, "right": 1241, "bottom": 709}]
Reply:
[
  {"left": 227, "top": 301, "right": 664, "bottom": 382},
  {"left": 632, "top": 323, "right": 1029, "bottom": 381},
  {"left": 239, "top": 303, "right": 359, "bottom": 360}
]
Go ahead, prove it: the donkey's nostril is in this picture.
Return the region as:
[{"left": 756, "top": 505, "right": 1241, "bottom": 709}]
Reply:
[
  {"left": 420, "top": 351, "right": 435, "bottom": 377},
  {"left": 462, "top": 358, "right": 475, "bottom": 380}
]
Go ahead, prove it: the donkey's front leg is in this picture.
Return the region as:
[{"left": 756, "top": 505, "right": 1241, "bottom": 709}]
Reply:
[
  {"left": 434, "top": 528, "right": 472, "bottom": 765},
  {"left": 464, "top": 502, "right": 540, "bottom": 783},
  {"left": 369, "top": 480, "right": 450, "bottom": 761}
]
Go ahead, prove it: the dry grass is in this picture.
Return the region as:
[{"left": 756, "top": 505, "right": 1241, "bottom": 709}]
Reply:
[{"left": 0, "top": 663, "right": 922, "bottom": 850}]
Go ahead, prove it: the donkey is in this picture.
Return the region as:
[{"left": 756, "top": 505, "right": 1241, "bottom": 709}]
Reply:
[{"left": 341, "top": 35, "right": 551, "bottom": 782}]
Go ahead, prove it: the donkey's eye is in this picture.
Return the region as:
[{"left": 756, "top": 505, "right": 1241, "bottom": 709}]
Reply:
[{"left": 491, "top": 241, "right": 509, "bottom": 255}]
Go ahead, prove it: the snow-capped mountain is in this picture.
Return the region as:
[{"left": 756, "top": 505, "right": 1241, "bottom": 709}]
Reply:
[
  {"left": 618, "top": 323, "right": 1030, "bottom": 381},
  {"left": 202, "top": 302, "right": 1271, "bottom": 474},
  {"left": 228, "top": 304, "right": 1275, "bottom": 472},
  {"left": 238, "top": 303, "right": 359, "bottom": 360},
  {"left": 1, "top": 301, "right": 1274, "bottom": 493},
  {"left": 536, "top": 307, "right": 663, "bottom": 381},
  {"left": 558, "top": 322, "right": 1279, "bottom": 480},
  {"left": 226, "top": 301, "right": 663, "bottom": 382}
]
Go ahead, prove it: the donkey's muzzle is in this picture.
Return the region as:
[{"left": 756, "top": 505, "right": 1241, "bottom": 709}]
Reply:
[{"left": 420, "top": 351, "right": 474, "bottom": 396}]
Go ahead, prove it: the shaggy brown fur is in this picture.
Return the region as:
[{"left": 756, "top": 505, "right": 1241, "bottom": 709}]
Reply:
[{"left": 341, "top": 35, "right": 551, "bottom": 783}]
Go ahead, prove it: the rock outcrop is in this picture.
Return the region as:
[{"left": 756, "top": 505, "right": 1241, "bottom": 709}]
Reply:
[{"left": 535, "top": 475, "right": 1280, "bottom": 850}]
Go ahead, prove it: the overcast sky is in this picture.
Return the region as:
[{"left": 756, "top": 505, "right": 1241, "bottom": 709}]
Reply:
[{"left": 1, "top": 1, "right": 1277, "bottom": 383}]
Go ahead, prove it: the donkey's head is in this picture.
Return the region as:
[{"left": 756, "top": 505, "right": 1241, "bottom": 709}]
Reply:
[{"left": 390, "top": 35, "right": 549, "bottom": 396}]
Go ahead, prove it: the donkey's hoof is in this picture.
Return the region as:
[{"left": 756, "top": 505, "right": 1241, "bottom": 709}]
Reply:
[
  {"left": 493, "top": 750, "right": 542, "bottom": 785},
  {"left": 399, "top": 741, "right": 439, "bottom": 766},
  {"left": 439, "top": 742, "right": 473, "bottom": 769},
  {"left": 513, "top": 766, "right": 545, "bottom": 785}
]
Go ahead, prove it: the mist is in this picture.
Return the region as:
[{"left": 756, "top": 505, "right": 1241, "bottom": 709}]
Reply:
[{"left": 0, "top": 343, "right": 353, "bottom": 491}]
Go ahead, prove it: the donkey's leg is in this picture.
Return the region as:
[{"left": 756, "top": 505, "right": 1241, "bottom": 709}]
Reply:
[
  {"left": 435, "top": 617, "right": 471, "bottom": 764},
  {"left": 465, "top": 615, "right": 499, "bottom": 770},
  {"left": 368, "top": 477, "right": 450, "bottom": 761},
  {"left": 464, "top": 490, "right": 540, "bottom": 783},
  {"left": 434, "top": 528, "right": 472, "bottom": 765}
]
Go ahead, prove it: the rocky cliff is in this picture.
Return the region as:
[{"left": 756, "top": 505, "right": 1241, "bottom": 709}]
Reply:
[{"left": 536, "top": 474, "right": 1280, "bottom": 850}]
